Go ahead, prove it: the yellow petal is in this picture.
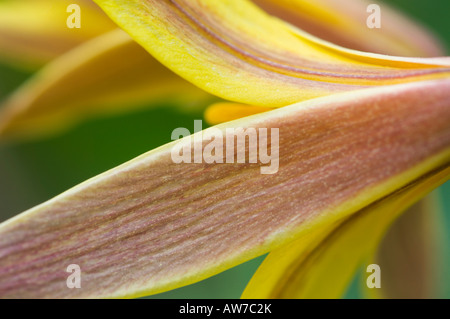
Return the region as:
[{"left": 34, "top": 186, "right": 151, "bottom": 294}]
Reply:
[
  {"left": 94, "top": 0, "right": 450, "bottom": 107},
  {"left": 0, "top": 29, "right": 213, "bottom": 140},
  {"left": 0, "top": 78, "right": 449, "bottom": 298},
  {"left": 254, "top": 0, "right": 444, "bottom": 57},
  {"left": 0, "top": 0, "right": 116, "bottom": 69},
  {"left": 241, "top": 165, "right": 450, "bottom": 299},
  {"left": 204, "top": 102, "right": 269, "bottom": 125}
]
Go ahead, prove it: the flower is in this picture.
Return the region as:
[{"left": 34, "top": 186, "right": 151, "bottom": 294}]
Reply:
[{"left": 0, "top": 0, "right": 449, "bottom": 298}]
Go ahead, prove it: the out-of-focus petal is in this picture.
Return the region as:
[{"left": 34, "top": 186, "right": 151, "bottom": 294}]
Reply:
[
  {"left": 0, "top": 29, "right": 213, "bottom": 140},
  {"left": 365, "top": 194, "right": 443, "bottom": 298},
  {"left": 94, "top": 0, "right": 450, "bottom": 107},
  {"left": 254, "top": 0, "right": 445, "bottom": 57},
  {"left": 0, "top": 0, "right": 116, "bottom": 69},
  {"left": 0, "top": 78, "right": 449, "bottom": 298}
]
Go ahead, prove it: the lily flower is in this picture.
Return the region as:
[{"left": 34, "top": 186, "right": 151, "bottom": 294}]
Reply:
[{"left": 0, "top": 0, "right": 449, "bottom": 299}]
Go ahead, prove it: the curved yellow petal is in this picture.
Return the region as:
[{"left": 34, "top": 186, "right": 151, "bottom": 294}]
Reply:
[
  {"left": 0, "top": 0, "right": 116, "bottom": 69},
  {"left": 254, "top": 0, "right": 444, "bottom": 57},
  {"left": 204, "top": 0, "right": 450, "bottom": 126},
  {"left": 241, "top": 166, "right": 450, "bottom": 299},
  {"left": 94, "top": 0, "right": 450, "bottom": 107},
  {"left": 0, "top": 78, "right": 449, "bottom": 298},
  {"left": 0, "top": 29, "right": 213, "bottom": 140}
]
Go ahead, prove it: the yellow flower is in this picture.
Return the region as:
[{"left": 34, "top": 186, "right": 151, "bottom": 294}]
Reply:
[{"left": 0, "top": 0, "right": 449, "bottom": 298}]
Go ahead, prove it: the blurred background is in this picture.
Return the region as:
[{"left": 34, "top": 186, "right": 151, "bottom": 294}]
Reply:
[{"left": 0, "top": 0, "right": 448, "bottom": 298}]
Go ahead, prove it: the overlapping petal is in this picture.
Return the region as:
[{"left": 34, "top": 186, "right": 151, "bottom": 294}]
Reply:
[
  {"left": 1, "top": 0, "right": 449, "bottom": 300},
  {"left": 94, "top": 0, "right": 450, "bottom": 107},
  {"left": 242, "top": 172, "right": 448, "bottom": 298},
  {"left": 1, "top": 0, "right": 448, "bottom": 139}
]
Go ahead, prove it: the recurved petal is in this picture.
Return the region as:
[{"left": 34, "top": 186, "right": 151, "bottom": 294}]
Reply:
[
  {"left": 0, "top": 0, "right": 116, "bottom": 69},
  {"left": 241, "top": 166, "right": 449, "bottom": 299},
  {"left": 254, "top": 0, "right": 445, "bottom": 57},
  {"left": 0, "top": 78, "right": 449, "bottom": 298},
  {"left": 95, "top": 0, "right": 450, "bottom": 107},
  {"left": 0, "top": 29, "right": 213, "bottom": 140}
]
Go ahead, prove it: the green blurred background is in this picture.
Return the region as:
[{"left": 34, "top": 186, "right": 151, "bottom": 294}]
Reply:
[{"left": 0, "top": 0, "right": 448, "bottom": 298}]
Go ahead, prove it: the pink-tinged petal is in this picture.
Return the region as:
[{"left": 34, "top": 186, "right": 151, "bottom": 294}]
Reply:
[{"left": 0, "top": 78, "right": 449, "bottom": 298}]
